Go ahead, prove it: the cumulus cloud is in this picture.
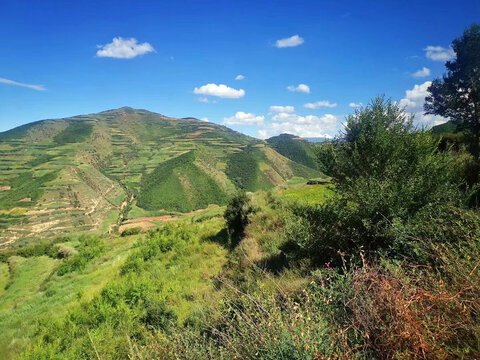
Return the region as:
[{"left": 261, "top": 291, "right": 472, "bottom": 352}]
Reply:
[
  {"left": 200, "top": 117, "right": 209, "bottom": 122},
  {"left": 0, "top": 77, "right": 46, "bottom": 91},
  {"left": 275, "top": 34, "right": 304, "bottom": 48},
  {"left": 349, "top": 102, "right": 363, "bottom": 108},
  {"left": 399, "top": 81, "right": 448, "bottom": 126},
  {"left": 235, "top": 74, "right": 245, "bottom": 80},
  {"left": 412, "top": 67, "right": 431, "bottom": 78},
  {"left": 269, "top": 105, "right": 295, "bottom": 113},
  {"left": 96, "top": 37, "right": 155, "bottom": 59},
  {"left": 194, "top": 83, "right": 245, "bottom": 99},
  {"left": 304, "top": 100, "right": 337, "bottom": 109},
  {"left": 287, "top": 84, "right": 310, "bottom": 94},
  {"left": 224, "top": 112, "right": 264, "bottom": 125},
  {"left": 258, "top": 112, "right": 338, "bottom": 139},
  {"left": 424, "top": 46, "right": 455, "bottom": 62}
]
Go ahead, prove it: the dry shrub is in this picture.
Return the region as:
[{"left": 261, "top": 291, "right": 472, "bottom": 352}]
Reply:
[{"left": 348, "top": 246, "right": 480, "bottom": 359}]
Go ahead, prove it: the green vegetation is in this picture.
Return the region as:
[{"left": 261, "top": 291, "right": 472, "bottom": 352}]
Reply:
[
  {"left": 225, "top": 146, "right": 267, "bottom": 191},
  {"left": 56, "top": 235, "right": 106, "bottom": 276},
  {"left": 267, "top": 133, "right": 318, "bottom": 169},
  {"left": 224, "top": 191, "right": 253, "bottom": 247},
  {"left": 53, "top": 121, "right": 93, "bottom": 145},
  {"left": 280, "top": 183, "right": 333, "bottom": 206},
  {"left": 1, "top": 24, "right": 480, "bottom": 358},
  {"left": 137, "top": 151, "right": 228, "bottom": 212},
  {"left": 0, "top": 107, "right": 316, "bottom": 243},
  {"left": 0, "top": 171, "right": 58, "bottom": 209}
]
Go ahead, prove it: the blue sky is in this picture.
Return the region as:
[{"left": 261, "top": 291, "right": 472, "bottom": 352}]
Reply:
[{"left": 1, "top": 0, "right": 479, "bottom": 138}]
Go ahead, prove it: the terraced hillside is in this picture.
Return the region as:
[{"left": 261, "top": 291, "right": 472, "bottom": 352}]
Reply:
[
  {"left": 266, "top": 133, "right": 319, "bottom": 169},
  {"left": 0, "top": 107, "right": 322, "bottom": 244}
]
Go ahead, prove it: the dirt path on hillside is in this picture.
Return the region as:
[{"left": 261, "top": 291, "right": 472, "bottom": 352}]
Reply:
[{"left": 118, "top": 205, "right": 218, "bottom": 233}]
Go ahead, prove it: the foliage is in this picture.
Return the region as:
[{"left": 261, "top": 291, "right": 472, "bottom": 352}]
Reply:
[
  {"left": 266, "top": 133, "right": 318, "bottom": 169},
  {"left": 224, "top": 192, "right": 253, "bottom": 247},
  {"left": 425, "top": 23, "right": 480, "bottom": 157},
  {"left": 56, "top": 236, "right": 106, "bottom": 276},
  {"left": 292, "top": 98, "right": 465, "bottom": 264},
  {"left": 53, "top": 121, "right": 93, "bottom": 145},
  {"left": 0, "top": 171, "right": 58, "bottom": 209},
  {"left": 137, "top": 151, "right": 228, "bottom": 212},
  {"left": 121, "top": 227, "right": 141, "bottom": 237},
  {"left": 20, "top": 221, "right": 227, "bottom": 360},
  {"left": 225, "top": 146, "right": 267, "bottom": 191}
]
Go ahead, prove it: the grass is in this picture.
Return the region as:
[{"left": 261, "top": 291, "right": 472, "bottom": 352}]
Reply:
[
  {"left": 0, "top": 234, "right": 140, "bottom": 359},
  {"left": 280, "top": 184, "right": 334, "bottom": 206},
  {"left": 17, "top": 218, "right": 228, "bottom": 359}
]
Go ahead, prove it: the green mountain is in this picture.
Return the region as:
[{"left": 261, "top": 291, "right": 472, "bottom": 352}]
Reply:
[
  {"left": 266, "top": 133, "right": 319, "bottom": 169},
  {"left": 431, "top": 120, "right": 459, "bottom": 135},
  {"left": 0, "top": 107, "right": 321, "bottom": 244}
]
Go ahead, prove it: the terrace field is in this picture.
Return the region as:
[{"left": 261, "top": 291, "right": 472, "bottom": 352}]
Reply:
[{"left": 0, "top": 107, "right": 323, "bottom": 245}]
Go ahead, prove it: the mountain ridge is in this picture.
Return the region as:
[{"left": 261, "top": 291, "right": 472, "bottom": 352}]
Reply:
[{"left": 0, "top": 107, "right": 323, "bottom": 244}]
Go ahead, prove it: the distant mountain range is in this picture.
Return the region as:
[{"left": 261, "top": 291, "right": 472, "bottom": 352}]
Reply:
[{"left": 0, "top": 107, "right": 323, "bottom": 244}]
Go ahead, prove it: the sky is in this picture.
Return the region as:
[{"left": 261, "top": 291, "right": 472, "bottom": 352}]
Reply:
[{"left": 1, "top": 0, "right": 479, "bottom": 139}]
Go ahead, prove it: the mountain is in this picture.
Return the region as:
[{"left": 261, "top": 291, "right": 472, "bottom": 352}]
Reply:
[
  {"left": 431, "top": 120, "right": 459, "bottom": 135},
  {"left": 303, "top": 136, "right": 332, "bottom": 143},
  {"left": 266, "top": 133, "right": 319, "bottom": 169},
  {"left": 0, "top": 107, "right": 322, "bottom": 244}
]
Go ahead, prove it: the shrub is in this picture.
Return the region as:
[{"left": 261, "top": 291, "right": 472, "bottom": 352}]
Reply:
[
  {"left": 57, "top": 236, "right": 106, "bottom": 276},
  {"left": 224, "top": 192, "right": 253, "bottom": 248},
  {"left": 286, "top": 98, "right": 466, "bottom": 264},
  {"left": 121, "top": 227, "right": 141, "bottom": 237}
]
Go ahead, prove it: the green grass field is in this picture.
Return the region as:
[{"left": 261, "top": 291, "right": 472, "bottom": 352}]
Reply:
[{"left": 280, "top": 183, "right": 334, "bottom": 206}]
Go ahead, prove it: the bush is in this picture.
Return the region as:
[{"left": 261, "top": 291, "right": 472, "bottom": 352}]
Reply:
[
  {"left": 121, "top": 227, "right": 141, "bottom": 237},
  {"left": 286, "top": 97, "right": 467, "bottom": 265},
  {"left": 57, "top": 236, "right": 106, "bottom": 276},
  {"left": 224, "top": 192, "right": 253, "bottom": 248}
]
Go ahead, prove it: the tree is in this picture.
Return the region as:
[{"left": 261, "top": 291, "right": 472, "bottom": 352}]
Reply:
[{"left": 425, "top": 24, "right": 480, "bottom": 157}]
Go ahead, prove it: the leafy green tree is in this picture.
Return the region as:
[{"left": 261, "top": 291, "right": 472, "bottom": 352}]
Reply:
[{"left": 425, "top": 24, "right": 480, "bottom": 157}]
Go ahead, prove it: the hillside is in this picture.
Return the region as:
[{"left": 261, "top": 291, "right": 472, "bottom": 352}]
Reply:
[
  {"left": 266, "top": 133, "right": 319, "bottom": 169},
  {"left": 431, "top": 120, "right": 459, "bottom": 135},
  {"left": 0, "top": 107, "right": 322, "bottom": 245}
]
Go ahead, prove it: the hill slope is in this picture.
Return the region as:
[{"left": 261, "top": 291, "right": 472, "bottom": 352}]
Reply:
[
  {"left": 266, "top": 133, "right": 319, "bottom": 169},
  {"left": 0, "top": 107, "right": 322, "bottom": 244}
]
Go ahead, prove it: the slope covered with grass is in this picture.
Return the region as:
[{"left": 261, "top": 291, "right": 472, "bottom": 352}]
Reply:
[
  {"left": 266, "top": 133, "right": 319, "bottom": 169},
  {"left": 0, "top": 107, "right": 318, "bottom": 244}
]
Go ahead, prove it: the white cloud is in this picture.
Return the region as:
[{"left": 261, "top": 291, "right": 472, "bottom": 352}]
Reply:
[
  {"left": 258, "top": 112, "right": 338, "bottom": 139},
  {"left": 198, "top": 96, "right": 217, "bottom": 103},
  {"left": 424, "top": 46, "right": 455, "bottom": 62},
  {"left": 287, "top": 84, "right": 310, "bottom": 94},
  {"left": 304, "top": 100, "right": 337, "bottom": 109},
  {"left": 349, "top": 102, "right": 363, "bottom": 108},
  {"left": 194, "top": 83, "right": 245, "bottom": 98},
  {"left": 399, "top": 81, "right": 448, "bottom": 126},
  {"left": 269, "top": 105, "right": 295, "bottom": 113},
  {"left": 200, "top": 117, "right": 209, "bottom": 122},
  {"left": 96, "top": 37, "right": 155, "bottom": 59},
  {"left": 235, "top": 74, "right": 245, "bottom": 80},
  {"left": 0, "top": 77, "right": 46, "bottom": 91},
  {"left": 275, "top": 34, "right": 304, "bottom": 48},
  {"left": 224, "top": 112, "right": 264, "bottom": 125},
  {"left": 412, "top": 67, "right": 431, "bottom": 78}
]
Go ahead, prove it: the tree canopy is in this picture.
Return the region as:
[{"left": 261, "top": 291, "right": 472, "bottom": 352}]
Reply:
[{"left": 425, "top": 23, "right": 480, "bottom": 156}]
